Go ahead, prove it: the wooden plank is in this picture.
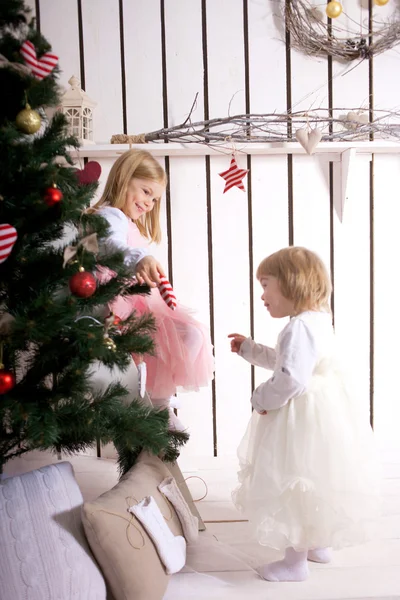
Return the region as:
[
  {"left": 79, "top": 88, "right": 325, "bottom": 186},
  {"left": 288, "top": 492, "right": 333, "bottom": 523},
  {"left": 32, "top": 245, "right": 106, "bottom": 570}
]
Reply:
[
  {"left": 69, "top": 141, "right": 400, "bottom": 159},
  {"left": 250, "top": 156, "right": 289, "bottom": 390},
  {"left": 247, "top": 0, "right": 286, "bottom": 112},
  {"left": 292, "top": 156, "right": 331, "bottom": 270},
  {"left": 373, "top": 155, "right": 400, "bottom": 447},
  {"left": 206, "top": 0, "right": 251, "bottom": 456},
  {"left": 39, "top": 0, "right": 80, "bottom": 90},
  {"left": 122, "top": 0, "right": 164, "bottom": 133},
  {"left": 333, "top": 155, "right": 371, "bottom": 423},
  {"left": 81, "top": 0, "right": 123, "bottom": 143}
]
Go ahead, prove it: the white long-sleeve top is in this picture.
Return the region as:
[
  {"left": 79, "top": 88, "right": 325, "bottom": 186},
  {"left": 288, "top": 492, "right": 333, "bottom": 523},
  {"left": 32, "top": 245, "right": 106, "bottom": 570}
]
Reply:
[
  {"left": 239, "top": 312, "right": 332, "bottom": 413},
  {"left": 97, "top": 206, "right": 149, "bottom": 270}
]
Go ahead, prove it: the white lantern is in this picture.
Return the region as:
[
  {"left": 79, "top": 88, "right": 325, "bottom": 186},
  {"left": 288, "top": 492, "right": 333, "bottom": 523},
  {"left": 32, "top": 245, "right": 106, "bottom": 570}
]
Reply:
[{"left": 61, "top": 75, "right": 97, "bottom": 144}]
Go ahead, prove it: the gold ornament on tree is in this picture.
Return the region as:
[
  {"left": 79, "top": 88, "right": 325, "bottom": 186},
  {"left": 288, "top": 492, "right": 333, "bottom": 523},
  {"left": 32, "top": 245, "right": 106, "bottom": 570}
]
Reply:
[
  {"left": 326, "top": 1, "right": 343, "bottom": 18},
  {"left": 374, "top": 0, "right": 389, "bottom": 5},
  {"left": 16, "top": 104, "right": 41, "bottom": 134}
]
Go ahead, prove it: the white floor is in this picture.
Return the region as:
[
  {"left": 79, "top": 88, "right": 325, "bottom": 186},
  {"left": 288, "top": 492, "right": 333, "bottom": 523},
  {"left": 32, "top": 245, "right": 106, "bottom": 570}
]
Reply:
[{"left": 4, "top": 448, "right": 400, "bottom": 600}]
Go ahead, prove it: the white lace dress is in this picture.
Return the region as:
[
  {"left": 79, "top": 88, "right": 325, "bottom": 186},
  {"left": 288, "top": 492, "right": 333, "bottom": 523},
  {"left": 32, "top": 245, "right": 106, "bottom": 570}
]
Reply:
[{"left": 232, "top": 310, "right": 380, "bottom": 552}]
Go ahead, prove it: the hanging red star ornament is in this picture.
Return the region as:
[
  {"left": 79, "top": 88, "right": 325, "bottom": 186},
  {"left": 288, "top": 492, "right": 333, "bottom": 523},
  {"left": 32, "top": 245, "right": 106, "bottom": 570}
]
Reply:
[{"left": 219, "top": 155, "right": 249, "bottom": 194}]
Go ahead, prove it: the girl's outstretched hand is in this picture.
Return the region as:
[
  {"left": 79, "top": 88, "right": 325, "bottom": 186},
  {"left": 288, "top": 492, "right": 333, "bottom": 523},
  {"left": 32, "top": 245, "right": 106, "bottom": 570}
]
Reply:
[
  {"left": 228, "top": 333, "right": 247, "bottom": 353},
  {"left": 136, "top": 256, "right": 165, "bottom": 287}
]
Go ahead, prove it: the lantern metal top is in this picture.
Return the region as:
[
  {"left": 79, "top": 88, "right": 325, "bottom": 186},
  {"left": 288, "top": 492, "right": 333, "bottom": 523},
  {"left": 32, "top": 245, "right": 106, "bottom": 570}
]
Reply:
[{"left": 61, "top": 76, "right": 97, "bottom": 109}]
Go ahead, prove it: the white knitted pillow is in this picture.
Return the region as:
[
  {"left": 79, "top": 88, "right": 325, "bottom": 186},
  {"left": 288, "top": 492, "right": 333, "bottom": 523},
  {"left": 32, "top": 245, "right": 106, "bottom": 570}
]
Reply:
[{"left": 0, "top": 462, "right": 107, "bottom": 600}]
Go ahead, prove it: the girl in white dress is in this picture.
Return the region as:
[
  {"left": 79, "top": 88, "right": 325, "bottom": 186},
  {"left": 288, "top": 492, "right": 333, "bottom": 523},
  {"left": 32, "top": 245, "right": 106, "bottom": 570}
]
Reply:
[{"left": 229, "top": 247, "right": 379, "bottom": 582}]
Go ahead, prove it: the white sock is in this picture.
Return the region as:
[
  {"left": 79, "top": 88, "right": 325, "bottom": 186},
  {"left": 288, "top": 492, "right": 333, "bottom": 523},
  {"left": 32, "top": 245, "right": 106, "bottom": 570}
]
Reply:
[
  {"left": 168, "top": 408, "right": 186, "bottom": 432},
  {"left": 307, "top": 547, "right": 332, "bottom": 563},
  {"left": 128, "top": 496, "right": 186, "bottom": 574},
  {"left": 151, "top": 398, "right": 186, "bottom": 431},
  {"left": 168, "top": 395, "right": 181, "bottom": 410},
  {"left": 158, "top": 477, "right": 199, "bottom": 545},
  {"left": 258, "top": 548, "right": 309, "bottom": 582}
]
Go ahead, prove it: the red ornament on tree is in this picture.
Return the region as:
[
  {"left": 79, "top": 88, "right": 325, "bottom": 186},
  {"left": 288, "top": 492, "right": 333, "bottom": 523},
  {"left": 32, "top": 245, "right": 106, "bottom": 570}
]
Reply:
[
  {"left": 69, "top": 268, "right": 96, "bottom": 298},
  {"left": 0, "top": 369, "right": 15, "bottom": 394},
  {"left": 44, "top": 184, "right": 63, "bottom": 207}
]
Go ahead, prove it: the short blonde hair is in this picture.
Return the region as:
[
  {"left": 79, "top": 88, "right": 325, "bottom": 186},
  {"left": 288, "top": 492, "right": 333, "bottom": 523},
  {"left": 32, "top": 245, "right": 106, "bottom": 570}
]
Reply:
[
  {"left": 256, "top": 246, "right": 332, "bottom": 313},
  {"left": 88, "top": 149, "right": 167, "bottom": 243}
]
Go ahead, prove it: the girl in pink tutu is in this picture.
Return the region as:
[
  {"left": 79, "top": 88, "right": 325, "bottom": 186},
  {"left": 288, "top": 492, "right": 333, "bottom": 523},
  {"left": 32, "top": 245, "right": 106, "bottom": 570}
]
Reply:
[{"left": 91, "top": 149, "right": 214, "bottom": 428}]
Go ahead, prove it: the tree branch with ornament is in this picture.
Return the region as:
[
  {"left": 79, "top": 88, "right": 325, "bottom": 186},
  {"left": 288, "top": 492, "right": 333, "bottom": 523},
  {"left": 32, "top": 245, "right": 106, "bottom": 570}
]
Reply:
[{"left": 0, "top": 0, "right": 187, "bottom": 474}]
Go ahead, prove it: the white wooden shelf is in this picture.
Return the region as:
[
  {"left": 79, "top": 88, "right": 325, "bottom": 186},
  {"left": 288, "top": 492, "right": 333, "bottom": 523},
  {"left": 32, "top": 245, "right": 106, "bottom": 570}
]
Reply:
[
  {"left": 70, "top": 140, "right": 400, "bottom": 159},
  {"left": 70, "top": 141, "right": 400, "bottom": 224}
]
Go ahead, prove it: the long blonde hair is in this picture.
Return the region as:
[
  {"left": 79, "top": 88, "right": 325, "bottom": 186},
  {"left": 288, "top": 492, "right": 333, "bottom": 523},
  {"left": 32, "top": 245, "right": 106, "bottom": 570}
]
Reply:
[
  {"left": 256, "top": 246, "right": 332, "bottom": 314},
  {"left": 88, "top": 149, "right": 167, "bottom": 243}
]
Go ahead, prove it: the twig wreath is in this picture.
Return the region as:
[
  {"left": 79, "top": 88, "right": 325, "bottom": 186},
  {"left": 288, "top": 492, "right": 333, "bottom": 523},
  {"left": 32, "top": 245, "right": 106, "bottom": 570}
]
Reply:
[{"left": 285, "top": 0, "right": 400, "bottom": 60}]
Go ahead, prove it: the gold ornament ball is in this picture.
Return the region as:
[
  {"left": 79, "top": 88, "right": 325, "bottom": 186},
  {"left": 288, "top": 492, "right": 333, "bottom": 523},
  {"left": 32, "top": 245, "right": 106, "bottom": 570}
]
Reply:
[
  {"left": 104, "top": 336, "right": 117, "bottom": 352},
  {"left": 16, "top": 104, "right": 41, "bottom": 134},
  {"left": 326, "top": 1, "right": 343, "bottom": 18},
  {"left": 374, "top": 0, "right": 389, "bottom": 5}
]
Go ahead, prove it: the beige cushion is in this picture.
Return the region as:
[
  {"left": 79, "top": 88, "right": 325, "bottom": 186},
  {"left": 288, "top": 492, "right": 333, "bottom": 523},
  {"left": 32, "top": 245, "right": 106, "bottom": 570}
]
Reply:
[{"left": 82, "top": 451, "right": 184, "bottom": 600}]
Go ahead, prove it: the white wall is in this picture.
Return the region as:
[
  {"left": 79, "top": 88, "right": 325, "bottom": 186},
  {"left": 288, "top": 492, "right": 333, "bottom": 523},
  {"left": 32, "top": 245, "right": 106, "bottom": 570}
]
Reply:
[{"left": 29, "top": 0, "right": 400, "bottom": 457}]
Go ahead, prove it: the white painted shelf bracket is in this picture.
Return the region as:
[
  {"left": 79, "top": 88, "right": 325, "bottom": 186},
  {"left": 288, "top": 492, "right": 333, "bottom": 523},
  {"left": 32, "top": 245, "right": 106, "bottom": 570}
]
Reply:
[{"left": 332, "top": 147, "right": 356, "bottom": 223}]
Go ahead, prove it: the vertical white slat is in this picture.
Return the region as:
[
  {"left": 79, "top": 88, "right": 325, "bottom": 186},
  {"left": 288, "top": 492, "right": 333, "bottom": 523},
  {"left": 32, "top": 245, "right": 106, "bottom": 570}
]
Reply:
[
  {"left": 81, "top": 0, "right": 123, "bottom": 143},
  {"left": 122, "top": 0, "right": 164, "bottom": 133},
  {"left": 164, "top": 0, "right": 204, "bottom": 126},
  {"left": 373, "top": 155, "right": 400, "bottom": 449},
  {"left": 367, "top": 3, "right": 398, "bottom": 447},
  {"left": 206, "top": 0, "right": 246, "bottom": 117},
  {"left": 39, "top": 0, "right": 80, "bottom": 90},
  {"left": 163, "top": 0, "right": 212, "bottom": 457},
  {"left": 290, "top": 43, "right": 328, "bottom": 113},
  {"left": 290, "top": 13, "right": 331, "bottom": 307},
  {"left": 206, "top": 0, "right": 251, "bottom": 455},
  {"left": 331, "top": 3, "right": 369, "bottom": 119},
  {"left": 372, "top": 2, "right": 400, "bottom": 116},
  {"left": 167, "top": 158, "right": 213, "bottom": 458},
  {"left": 251, "top": 156, "right": 289, "bottom": 390},
  {"left": 292, "top": 156, "right": 331, "bottom": 271},
  {"left": 247, "top": 0, "right": 289, "bottom": 388},
  {"left": 247, "top": 0, "right": 287, "bottom": 112},
  {"left": 210, "top": 153, "right": 251, "bottom": 456},
  {"left": 333, "top": 155, "right": 371, "bottom": 423}
]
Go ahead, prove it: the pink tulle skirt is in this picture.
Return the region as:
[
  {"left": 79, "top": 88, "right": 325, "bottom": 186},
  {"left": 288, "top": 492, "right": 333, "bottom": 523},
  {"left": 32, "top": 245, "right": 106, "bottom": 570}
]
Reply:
[{"left": 111, "top": 289, "right": 214, "bottom": 399}]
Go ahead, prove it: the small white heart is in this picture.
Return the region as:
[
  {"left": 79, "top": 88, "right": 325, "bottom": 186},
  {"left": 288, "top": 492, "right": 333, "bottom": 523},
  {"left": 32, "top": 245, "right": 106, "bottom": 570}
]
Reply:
[
  {"left": 346, "top": 111, "right": 368, "bottom": 129},
  {"left": 295, "top": 127, "right": 322, "bottom": 155}
]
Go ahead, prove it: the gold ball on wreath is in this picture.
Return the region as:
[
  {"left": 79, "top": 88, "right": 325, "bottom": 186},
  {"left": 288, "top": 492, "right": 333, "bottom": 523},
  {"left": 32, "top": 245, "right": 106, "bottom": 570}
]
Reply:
[
  {"left": 373, "top": 0, "right": 389, "bottom": 5},
  {"left": 15, "top": 104, "right": 42, "bottom": 134},
  {"left": 326, "top": 1, "right": 343, "bottom": 18}
]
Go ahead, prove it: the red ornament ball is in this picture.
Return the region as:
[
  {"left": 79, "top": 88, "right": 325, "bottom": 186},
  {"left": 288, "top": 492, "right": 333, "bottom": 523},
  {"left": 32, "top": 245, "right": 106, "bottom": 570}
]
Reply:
[
  {"left": 44, "top": 186, "right": 63, "bottom": 207},
  {"left": 0, "top": 369, "right": 16, "bottom": 394},
  {"left": 113, "top": 315, "right": 122, "bottom": 326},
  {"left": 69, "top": 271, "right": 96, "bottom": 298}
]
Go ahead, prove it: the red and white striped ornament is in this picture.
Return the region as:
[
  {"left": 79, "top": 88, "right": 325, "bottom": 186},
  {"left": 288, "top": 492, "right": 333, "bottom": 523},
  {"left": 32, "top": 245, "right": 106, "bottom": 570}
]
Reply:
[
  {"left": 0, "top": 224, "right": 18, "bottom": 265},
  {"left": 158, "top": 276, "right": 177, "bottom": 310},
  {"left": 219, "top": 154, "right": 249, "bottom": 194},
  {"left": 20, "top": 40, "right": 58, "bottom": 80}
]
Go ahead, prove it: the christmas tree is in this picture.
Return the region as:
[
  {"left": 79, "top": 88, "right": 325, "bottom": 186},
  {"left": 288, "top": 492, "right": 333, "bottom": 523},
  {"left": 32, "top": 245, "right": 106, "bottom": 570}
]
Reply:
[{"left": 0, "top": 0, "right": 187, "bottom": 474}]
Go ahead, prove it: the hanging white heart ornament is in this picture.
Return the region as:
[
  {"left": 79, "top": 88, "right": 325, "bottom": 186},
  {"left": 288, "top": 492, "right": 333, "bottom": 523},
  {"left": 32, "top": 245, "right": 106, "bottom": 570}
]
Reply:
[{"left": 295, "top": 128, "right": 322, "bottom": 155}]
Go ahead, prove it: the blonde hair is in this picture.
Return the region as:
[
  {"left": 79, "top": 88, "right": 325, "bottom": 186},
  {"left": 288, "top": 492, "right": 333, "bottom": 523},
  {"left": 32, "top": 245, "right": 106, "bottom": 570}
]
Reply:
[
  {"left": 88, "top": 149, "right": 167, "bottom": 243},
  {"left": 256, "top": 246, "right": 332, "bottom": 313}
]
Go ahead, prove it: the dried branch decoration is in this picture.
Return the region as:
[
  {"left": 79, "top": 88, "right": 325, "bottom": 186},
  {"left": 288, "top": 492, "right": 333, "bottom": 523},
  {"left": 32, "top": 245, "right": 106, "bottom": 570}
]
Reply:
[
  {"left": 111, "top": 106, "right": 400, "bottom": 146},
  {"left": 285, "top": 0, "right": 400, "bottom": 60}
]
